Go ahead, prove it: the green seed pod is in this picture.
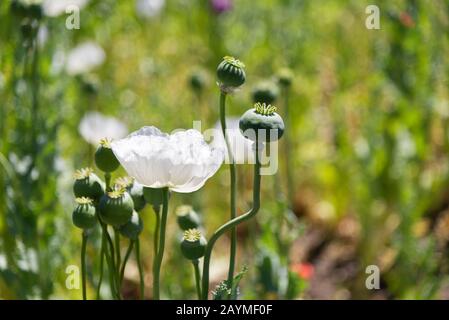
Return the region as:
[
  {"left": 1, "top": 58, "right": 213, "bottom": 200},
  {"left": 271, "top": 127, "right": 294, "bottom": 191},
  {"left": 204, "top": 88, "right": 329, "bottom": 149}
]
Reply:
[
  {"left": 99, "top": 189, "right": 134, "bottom": 227},
  {"left": 239, "top": 103, "right": 285, "bottom": 142},
  {"left": 119, "top": 210, "right": 143, "bottom": 240},
  {"left": 176, "top": 205, "right": 201, "bottom": 231},
  {"left": 180, "top": 229, "right": 207, "bottom": 260},
  {"left": 252, "top": 81, "right": 279, "bottom": 105},
  {"left": 277, "top": 68, "right": 294, "bottom": 87},
  {"left": 72, "top": 197, "right": 97, "bottom": 229},
  {"left": 73, "top": 168, "right": 105, "bottom": 200},
  {"left": 216, "top": 56, "right": 246, "bottom": 90},
  {"left": 27, "top": 2, "right": 43, "bottom": 20},
  {"left": 116, "top": 177, "right": 146, "bottom": 211},
  {"left": 95, "top": 138, "right": 120, "bottom": 173},
  {"left": 189, "top": 70, "right": 207, "bottom": 93},
  {"left": 143, "top": 187, "right": 165, "bottom": 207},
  {"left": 20, "top": 21, "right": 34, "bottom": 39}
]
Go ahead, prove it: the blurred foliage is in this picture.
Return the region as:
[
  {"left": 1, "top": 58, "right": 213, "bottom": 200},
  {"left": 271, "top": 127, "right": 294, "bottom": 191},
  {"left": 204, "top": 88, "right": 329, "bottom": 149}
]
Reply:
[{"left": 1, "top": 0, "right": 449, "bottom": 299}]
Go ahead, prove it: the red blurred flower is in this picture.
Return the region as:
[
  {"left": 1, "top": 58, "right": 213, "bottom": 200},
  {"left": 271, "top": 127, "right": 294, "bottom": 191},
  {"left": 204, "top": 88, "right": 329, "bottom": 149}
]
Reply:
[
  {"left": 291, "top": 262, "right": 315, "bottom": 280},
  {"left": 399, "top": 12, "right": 415, "bottom": 28}
]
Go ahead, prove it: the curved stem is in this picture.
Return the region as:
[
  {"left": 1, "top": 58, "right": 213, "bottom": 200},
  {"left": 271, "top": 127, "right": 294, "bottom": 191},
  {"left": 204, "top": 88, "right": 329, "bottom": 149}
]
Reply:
[
  {"left": 135, "top": 238, "right": 145, "bottom": 300},
  {"left": 119, "top": 240, "right": 135, "bottom": 285},
  {"left": 152, "top": 187, "right": 169, "bottom": 300},
  {"left": 103, "top": 224, "right": 120, "bottom": 299},
  {"left": 96, "top": 232, "right": 105, "bottom": 300},
  {"left": 219, "top": 92, "right": 238, "bottom": 296},
  {"left": 192, "top": 259, "right": 202, "bottom": 300},
  {"left": 201, "top": 143, "right": 261, "bottom": 299},
  {"left": 81, "top": 231, "right": 88, "bottom": 300}
]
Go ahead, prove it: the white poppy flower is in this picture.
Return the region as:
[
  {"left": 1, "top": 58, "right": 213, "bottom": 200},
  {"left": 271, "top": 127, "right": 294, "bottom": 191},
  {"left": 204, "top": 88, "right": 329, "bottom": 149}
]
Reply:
[
  {"left": 212, "top": 117, "right": 255, "bottom": 164},
  {"left": 79, "top": 112, "right": 128, "bottom": 145},
  {"left": 43, "top": 0, "right": 89, "bottom": 17},
  {"left": 111, "top": 126, "right": 224, "bottom": 193},
  {"left": 135, "top": 0, "right": 165, "bottom": 18},
  {"left": 65, "top": 42, "right": 105, "bottom": 75}
]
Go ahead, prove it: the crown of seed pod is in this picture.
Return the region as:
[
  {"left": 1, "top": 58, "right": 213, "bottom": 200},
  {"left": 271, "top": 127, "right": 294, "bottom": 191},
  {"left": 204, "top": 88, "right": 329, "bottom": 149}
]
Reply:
[
  {"left": 180, "top": 229, "right": 207, "bottom": 260},
  {"left": 239, "top": 103, "right": 285, "bottom": 142},
  {"left": 99, "top": 188, "right": 134, "bottom": 227},
  {"left": 252, "top": 81, "right": 279, "bottom": 105},
  {"left": 176, "top": 205, "right": 201, "bottom": 231},
  {"left": 216, "top": 56, "right": 246, "bottom": 91},
  {"left": 277, "top": 68, "right": 294, "bottom": 87},
  {"left": 73, "top": 168, "right": 105, "bottom": 200},
  {"left": 116, "top": 177, "right": 146, "bottom": 212},
  {"left": 95, "top": 138, "right": 120, "bottom": 173},
  {"left": 119, "top": 210, "right": 143, "bottom": 240},
  {"left": 72, "top": 197, "right": 97, "bottom": 229}
]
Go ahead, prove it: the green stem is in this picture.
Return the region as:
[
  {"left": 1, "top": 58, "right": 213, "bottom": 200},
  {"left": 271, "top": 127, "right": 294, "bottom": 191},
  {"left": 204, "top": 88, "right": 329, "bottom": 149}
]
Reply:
[
  {"left": 219, "top": 92, "right": 238, "bottom": 295},
  {"left": 119, "top": 240, "right": 135, "bottom": 285},
  {"left": 103, "top": 224, "right": 120, "bottom": 299},
  {"left": 81, "top": 231, "right": 88, "bottom": 300},
  {"left": 104, "top": 172, "right": 112, "bottom": 192},
  {"left": 152, "top": 187, "right": 169, "bottom": 300},
  {"left": 153, "top": 205, "right": 160, "bottom": 257},
  {"left": 96, "top": 232, "right": 105, "bottom": 299},
  {"left": 192, "top": 259, "right": 202, "bottom": 300},
  {"left": 135, "top": 238, "right": 145, "bottom": 300},
  {"left": 201, "top": 142, "right": 261, "bottom": 299},
  {"left": 114, "top": 228, "right": 122, "bottom": 278}
]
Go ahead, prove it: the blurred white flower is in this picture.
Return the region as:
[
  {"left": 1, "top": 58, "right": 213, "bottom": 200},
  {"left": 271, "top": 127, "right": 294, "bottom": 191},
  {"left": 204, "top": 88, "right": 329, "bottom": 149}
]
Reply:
[
  {"left": 65, "top": 42, "right": 105, "bottom": 75},
  {"left": 43, "top": 0, "right": 89, "bottom": 17},
  {"left": 212, "top": 117, "right": 255, "bottom": 164},
  {"left": 135, "top": 0, "right": 165, "bottom": 18},
  {"left": 111, "top": 126, "right": 223, "bottom": 193},
  {"left": 79, "top": 112, "right": 128, "bottom": 145}
]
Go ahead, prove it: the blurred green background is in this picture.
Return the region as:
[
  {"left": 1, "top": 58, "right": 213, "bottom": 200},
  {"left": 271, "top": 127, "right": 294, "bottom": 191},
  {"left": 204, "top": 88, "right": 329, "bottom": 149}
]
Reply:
[{"left": 1, "top": 0, "right": 449, "bottom": 299}]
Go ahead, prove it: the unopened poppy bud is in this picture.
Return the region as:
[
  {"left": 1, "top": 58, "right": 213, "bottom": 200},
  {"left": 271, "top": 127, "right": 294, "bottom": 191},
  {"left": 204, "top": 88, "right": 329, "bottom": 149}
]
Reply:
[
  {"left": 72, "top": 197, "right": 97, "bottom": 229},
  {"left": 252, "top": 81, "right": 279, "bottom": 105},
  {"left": 189, "top": 70, "right": 207, "bottom": 93},
  {"left": 180, "top": 229, "right": 207, "bottom": 260},
  {"left": 216, "top": 56, "right": 246, "bottom": 91},
  {"left": 99, "top": 188, "right": 134, "bottom": 227},
  {"left": 239, "top": 103, "right": 285, "bottom": 142},
  {"left": 73, "top": 168, "right": 105, "bottom": 200},
  {"left": 119, "top": 210, "right": 143, "bottom": 240},
  {"left": 95, "top": 138, "right": 120, "bottom": 173},
  {"left": 176, "top": 205, "right": 201, "bottom": 230}
]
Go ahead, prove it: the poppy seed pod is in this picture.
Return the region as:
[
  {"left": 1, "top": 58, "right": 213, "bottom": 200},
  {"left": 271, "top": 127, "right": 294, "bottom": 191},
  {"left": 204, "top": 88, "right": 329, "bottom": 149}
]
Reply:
[
  {"left": 252, "top": 81, "right": 279, "bottom": 105},
  {"left": 180, "top": 229, "right": 207, "bottom": 260},
  {"left": 277, "top": 68, "right": 294, "bottom": 87},
  {"left": 73, "top": 168, "right": 105, "bottom": 200},
  {"left": 176, "top": 205, "right": 201, "bottom": 230},
  {"left": 95, "top": 138, "right": 120, "bottom": 173},
  {"left": 119, "top": 210, "right": 143, "bottom": 240},
  {"left": 72, "top": 197, "right": 97, "bottom": 229},
  {"left": 116, "top": 177, "right": 146, "bottom": 211},
  {"left": 189, "top": 70, "right": 207, "bottom": 93},
  {"left": 216, "top": 56, "right": 246, "bottom": 90},
  {"left": 99, "top": 189, "right": 134, "bottom": 227},
  {"left": 239, "top": 103, "right": 285, "bottom": 142}
]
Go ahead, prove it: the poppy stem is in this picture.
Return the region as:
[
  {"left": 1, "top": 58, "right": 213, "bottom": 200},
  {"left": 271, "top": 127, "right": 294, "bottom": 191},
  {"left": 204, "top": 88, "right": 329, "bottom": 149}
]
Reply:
[
  {"left": 119, "top": 240, "right": 134, "bottom": 286},
  {"left": 219, "top": 91, "right": 238, "bottom": 298},
  {"left": 152, "top": 187, "right": 169, "bottom": 300},
  {"left": 96, "top": 231, "right": 105, "bottom": 300},
  {"left": 135, "top": 238, "right": 145, "bottom": 300},
  {"left": 81, "top": 231, "right": 88, "bottom": 300},
  {"left": 192, "top": 259, "right": 202, "bottom": 300},
  {"left": 201, "top": 141, "right": 261, "bottom": 299}
]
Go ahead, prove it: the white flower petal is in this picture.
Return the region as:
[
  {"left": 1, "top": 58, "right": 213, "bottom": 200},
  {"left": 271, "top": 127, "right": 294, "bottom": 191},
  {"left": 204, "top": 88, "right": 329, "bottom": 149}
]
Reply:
[
  {"left": 66, "top": 42, "right": 105, "bottom": 75},
  {"left": 79, "top": 111, "right": 128, "bottom": 145}
]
